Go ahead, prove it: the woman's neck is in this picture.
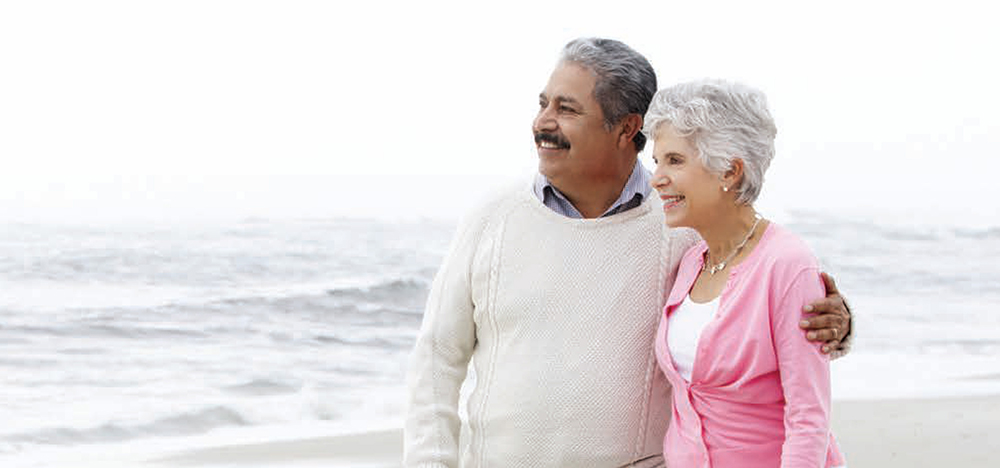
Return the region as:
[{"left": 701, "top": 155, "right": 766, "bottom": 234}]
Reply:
[{"left": 697, "top": 204, "right": 762, "bottom": 265}]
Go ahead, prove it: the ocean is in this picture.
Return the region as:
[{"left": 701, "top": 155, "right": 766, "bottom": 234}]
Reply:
[{"left": 2, "top": 211, "right": 999, "bottom": 465}]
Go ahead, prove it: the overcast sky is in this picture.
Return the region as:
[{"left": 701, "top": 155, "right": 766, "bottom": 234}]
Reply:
[{"left": 1, "top": 0, "right": 996, "bottom": 225}]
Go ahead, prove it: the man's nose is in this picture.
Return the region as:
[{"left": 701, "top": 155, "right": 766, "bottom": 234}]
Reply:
[{"left": 533, "top": 105, "right": 557, "bottom": 132}]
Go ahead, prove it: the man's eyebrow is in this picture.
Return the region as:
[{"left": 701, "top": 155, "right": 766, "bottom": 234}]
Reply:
[
  {"left": 538, "top": 93, "right": 582, "bottom": 107},
  {"left": 555, "top": 95, "right": 582, "bottom": 107}
]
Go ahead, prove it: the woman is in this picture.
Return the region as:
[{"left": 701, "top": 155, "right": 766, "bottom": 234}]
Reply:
[{"left": 645, "top": 80, "right": 846, "bottom": 467}]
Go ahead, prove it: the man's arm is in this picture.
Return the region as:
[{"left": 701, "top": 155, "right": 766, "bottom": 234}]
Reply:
[
  {"left": 404, "top": 216, "right": 482, "bottom": 468},
  {"left": 800, "top": 272, "right": 854, "bottom": 357}
]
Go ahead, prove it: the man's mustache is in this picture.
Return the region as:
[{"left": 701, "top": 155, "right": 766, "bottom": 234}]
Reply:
[{"left": 534, "top": 132, "right": 570, "bottom": 150}]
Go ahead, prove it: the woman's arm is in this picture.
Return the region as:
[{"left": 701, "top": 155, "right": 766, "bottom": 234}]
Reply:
[{"left": 773, "top": 268, "right": 832, "bottom": 468}]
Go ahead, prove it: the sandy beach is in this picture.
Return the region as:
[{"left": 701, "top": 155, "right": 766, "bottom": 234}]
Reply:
[
  {"left": 150, "top": 428, "right": 403, "bottom": 467},
  {"left": 831, "top": 395, "right": 1000, "bottom": 467},
  {"left": 138, "top": 395, "right": 1000, "bottom": 467}
]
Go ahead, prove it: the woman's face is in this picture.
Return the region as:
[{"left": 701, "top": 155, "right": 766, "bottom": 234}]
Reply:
[{"left": 650, "top": 125, "right": 728, "bottom": 229}]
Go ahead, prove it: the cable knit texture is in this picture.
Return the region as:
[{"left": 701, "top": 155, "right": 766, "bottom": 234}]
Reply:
[{"left": 404, "top": 183, "right": 700, "bottom": 467}]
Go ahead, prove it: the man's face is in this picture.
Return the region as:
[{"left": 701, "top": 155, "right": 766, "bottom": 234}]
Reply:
[{"left": 533, "top": 62, "right": 620, "bottom": 185}]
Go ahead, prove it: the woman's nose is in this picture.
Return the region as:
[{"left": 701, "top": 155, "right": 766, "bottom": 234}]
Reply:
[{"left": 650, "top": 169, "right": 668, "bottom": 189}]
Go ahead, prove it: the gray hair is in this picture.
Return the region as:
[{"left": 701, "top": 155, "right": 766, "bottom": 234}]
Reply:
[
  {"left": 559, "top": 38, "right": 657, "bottom": 152},
  {"left": 642, "top": 79, "right": 777, "bottom": 204}
]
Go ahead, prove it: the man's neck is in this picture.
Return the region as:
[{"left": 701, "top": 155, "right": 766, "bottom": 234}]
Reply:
[{"left": 549, "top": 157, "right": 638, "bottom": 219}]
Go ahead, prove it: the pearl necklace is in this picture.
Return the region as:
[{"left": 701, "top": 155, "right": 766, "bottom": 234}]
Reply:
[{"left": 703, "top": 213, "right": 763, "bottom": 275}]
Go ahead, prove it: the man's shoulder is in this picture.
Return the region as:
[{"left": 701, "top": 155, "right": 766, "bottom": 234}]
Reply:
[
  {"left": 664, "top": 226, "right": 702, "bottom": 248},
  {"left": 452, "top": 179, "right": 532, "bottom": 235}
]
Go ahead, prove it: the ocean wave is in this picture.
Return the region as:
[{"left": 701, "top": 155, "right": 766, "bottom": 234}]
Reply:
[
  {"left": 0, "top": 382, "right": 382, "bottom": 451},
  {"left": 784, "top": 207, "right": 1000, "bottom": 229},
  {"left": 4, "top": 406, "right": 249, "bottom": 446},
  {"left": 783, "top": 208, "right": 1000, "bottom": 242},
  {"left": 953, "top": 226, "right": 1000, "bottom": 239},
  {"left": 314, "top": 333, "right": 412, "bottom": 350},
  {"left": 0, "top": 273, "right": 433, "bottom": 317},
  {"left": 920, "top": 339, "right": 1000, "bottom": 355},
  {"left": 187, "top": 277, "right": 430, "bottom": 312},
  {"left": 222, "top": 378, "right": 302, "bottom": 396},
  {"left": 0, "top": 323, "right": 211, "bottom": 341},
  {"left": 325, "top": 278, "right": 428, "bottom": 302},
  {"left": 3, "top": 277, "right": 431, "bottom": 324},
  {"left": 877, "top": 228, "right": 943, "bottom": 242}
]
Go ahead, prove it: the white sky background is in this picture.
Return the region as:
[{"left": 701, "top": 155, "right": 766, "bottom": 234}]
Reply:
[{"left": 1, "top": 0, "right": 997, "bottom": 226}]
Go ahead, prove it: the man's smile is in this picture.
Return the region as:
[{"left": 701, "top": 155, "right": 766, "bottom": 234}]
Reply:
[{"left": 534, "top": 132, "right": 570, "bottom": 151}]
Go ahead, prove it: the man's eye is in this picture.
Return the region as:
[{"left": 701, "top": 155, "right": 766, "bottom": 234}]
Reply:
[{"left": 559, "top": 106, "right": 576, "bottom": 113}]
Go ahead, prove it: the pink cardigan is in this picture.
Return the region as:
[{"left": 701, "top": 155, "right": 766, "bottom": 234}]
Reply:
[{"left": 655, "top": 223, "right": 845, "bottom": 467}]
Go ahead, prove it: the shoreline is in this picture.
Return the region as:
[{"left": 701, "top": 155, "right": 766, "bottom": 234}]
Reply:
[
  {"left": 6, "top": 394, "right": 996, "bottom": 467},
  {"left": 151, "top": 428, "right": 402, "bottom": 467},
  {"left": 147, "top": 395, "right": 999, "bottom": 467}
]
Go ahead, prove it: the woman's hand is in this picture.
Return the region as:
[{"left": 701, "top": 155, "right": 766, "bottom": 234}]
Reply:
[{"left": 799, "top": 272, "right": 851, "bottom": 354}]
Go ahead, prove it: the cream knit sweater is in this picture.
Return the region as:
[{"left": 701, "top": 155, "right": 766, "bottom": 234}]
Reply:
[{"left": 404, "top": 183, "right": 700, "bottom": 467}]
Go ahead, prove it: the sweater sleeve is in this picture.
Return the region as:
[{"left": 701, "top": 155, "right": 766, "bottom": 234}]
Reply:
[
  {"left": 403, "top": 211, "right": 485, "bottom": 468},
  {"left": 773, "top": 268, "right": 832, "bottom": 468}
]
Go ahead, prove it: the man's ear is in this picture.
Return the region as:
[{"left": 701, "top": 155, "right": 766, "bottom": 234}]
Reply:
[{"left": 617, "top": 114, "right": 643, "bottom": 149}]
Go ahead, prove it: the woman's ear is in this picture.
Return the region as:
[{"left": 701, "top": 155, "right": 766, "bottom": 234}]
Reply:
[{"left": 722, "top": 158, "right": 745, "bottom": 192}]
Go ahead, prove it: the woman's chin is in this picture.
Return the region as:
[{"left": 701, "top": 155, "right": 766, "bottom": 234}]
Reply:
[
  {"left": 662, "top": 216, "right": 690, "bottom": 229},
  {"left": 662, "top": 208, "right": 690, "bottom": 229}
]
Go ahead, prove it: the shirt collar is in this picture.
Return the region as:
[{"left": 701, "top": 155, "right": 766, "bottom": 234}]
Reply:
[{"left": 533, "top": 159, "right": 652, "bottom": 219}]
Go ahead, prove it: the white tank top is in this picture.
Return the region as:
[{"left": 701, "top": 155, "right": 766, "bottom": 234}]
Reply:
[{"left": 667, "top": 294, "right": 719, "bottom": 381}]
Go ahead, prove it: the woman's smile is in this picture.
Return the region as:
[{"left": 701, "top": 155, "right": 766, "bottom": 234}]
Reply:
[{"left": 660, "top": 194, "right": 686, "bottom": 212}]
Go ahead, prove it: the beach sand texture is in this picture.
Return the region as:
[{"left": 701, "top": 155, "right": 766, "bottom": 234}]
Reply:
[
  {"left": 151, "top": 428, "right": 402, "bottom": 467},
  {"left": 832, "top": 396, "right": 1000, "bottom": 467},
  {"left": 142, "top": 396, "right": 999, "bottom": 467}
]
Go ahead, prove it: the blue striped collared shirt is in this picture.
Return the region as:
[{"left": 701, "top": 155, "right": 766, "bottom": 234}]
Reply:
[{"left": 533, "top": 160, "right": 652, "bottom": 219}]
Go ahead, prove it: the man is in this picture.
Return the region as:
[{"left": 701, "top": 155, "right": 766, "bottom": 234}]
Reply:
[{"left": 405, "top": 38, "right": 851, "bottom": 467}]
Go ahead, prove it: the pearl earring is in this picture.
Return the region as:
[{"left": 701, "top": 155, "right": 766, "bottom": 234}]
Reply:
[{"left": 722, "top": 186, "right": 729, "bottom": 192}]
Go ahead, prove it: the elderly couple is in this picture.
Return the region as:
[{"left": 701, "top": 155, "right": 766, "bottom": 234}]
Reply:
[{"left": 405, "top": 38, "right": 851, "bottom": 468}]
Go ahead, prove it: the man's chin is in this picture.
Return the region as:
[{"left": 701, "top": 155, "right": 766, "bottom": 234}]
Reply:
[{"left": 537, "top": 158, "right": 563, "bottom": 179}]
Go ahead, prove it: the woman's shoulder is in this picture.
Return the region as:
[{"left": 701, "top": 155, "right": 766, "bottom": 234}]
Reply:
[
  {"left": 754, "top": 222, "right": 820, "bottom": 276},
  {"left": 753, "top": 223, "right": 827, "bottom": 318}
]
